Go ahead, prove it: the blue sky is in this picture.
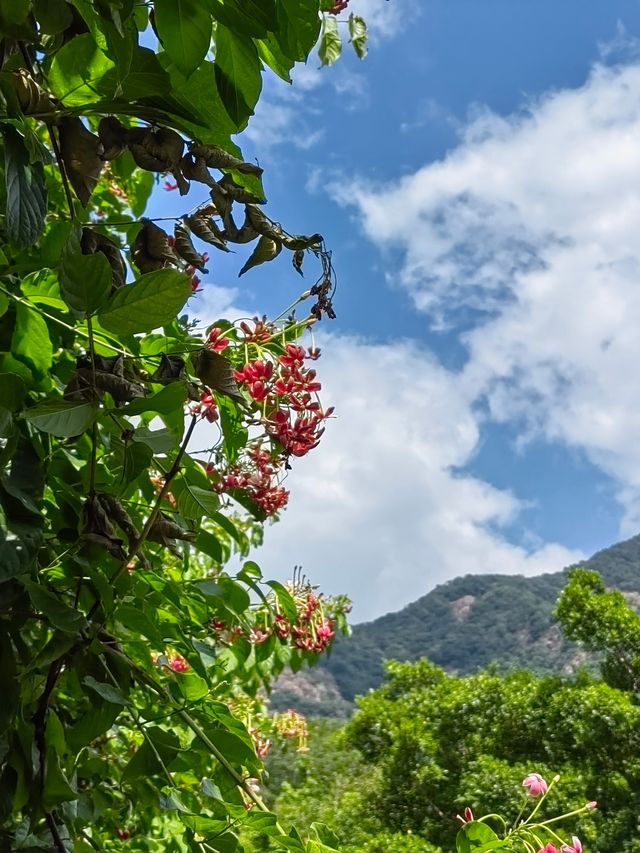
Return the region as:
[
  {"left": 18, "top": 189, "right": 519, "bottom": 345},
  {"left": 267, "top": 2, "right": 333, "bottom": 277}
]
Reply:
[{"left": 152, "top": 1, "right": 640, "bottom": 620}]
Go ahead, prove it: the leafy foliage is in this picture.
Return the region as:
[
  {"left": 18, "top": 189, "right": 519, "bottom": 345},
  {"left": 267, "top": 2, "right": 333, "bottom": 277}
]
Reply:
[
  {"left": 273, "top": 658, "right": 640, "bottom": 852},
  {"left": 0, "top": 1, "right": 356, "bottom": 850}
]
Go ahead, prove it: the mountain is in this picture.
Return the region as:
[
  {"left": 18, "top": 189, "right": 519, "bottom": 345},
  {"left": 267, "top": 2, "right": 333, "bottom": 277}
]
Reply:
[{"left": 270, "top": 534, "right": 640, "bottom": 716}]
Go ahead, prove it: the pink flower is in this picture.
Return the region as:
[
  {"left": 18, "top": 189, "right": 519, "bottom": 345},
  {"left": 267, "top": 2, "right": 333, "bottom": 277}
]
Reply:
[
  {"left": 536, "top": 846, "right": 557, "bottom": 853},
  {"left": 586, "top": 801, "right": 597, "bottom": 810},
  {"left": 163, "top": 180, "right": 178, "bottom": 191},
  {"left": 455, "top": 807, "right": 474, "bottom": 824},
  {"left": 522, "top": 772, "right": 548, "bottom": 797},
  {"left": 167, "top": 654, "right": 189, "bottom": 673},
  {"left": 561, "top": 838, "right": 582, "bottom": 853}
]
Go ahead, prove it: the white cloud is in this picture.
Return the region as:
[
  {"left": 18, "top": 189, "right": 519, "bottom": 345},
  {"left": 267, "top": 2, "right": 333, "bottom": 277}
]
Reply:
[
  {"left": 330, "top": 59, "right": 640, "bottom": 534},
  {"left": 245, "top": 335, "right": 583, "bottom": 620}
]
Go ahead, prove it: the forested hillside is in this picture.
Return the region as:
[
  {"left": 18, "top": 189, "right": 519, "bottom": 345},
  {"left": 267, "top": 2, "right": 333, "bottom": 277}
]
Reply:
[{"left": 272, "top": 535, "right": 640, "bottom": 712}]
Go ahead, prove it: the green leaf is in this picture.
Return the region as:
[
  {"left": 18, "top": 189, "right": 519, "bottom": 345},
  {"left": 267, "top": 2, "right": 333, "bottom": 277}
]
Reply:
[
  {"left": 24, "top": 400, "right": 97, "bottom": 437},
  {"left": 175, "top": 670, "right": 209, "bottom": 701},
  {"left": 0, "top": 374, "right": 26, "bottom": 412},
  {"left": 67, "top": 700, "right": 121, "bottom": 752},
  {"left": 20, "top": 269, "right": 66, "bottom": 311},
  {"left": 120, "top": 382, "right": 188, "bottom": 416},
  {"left": 97, "top": 269, "right": 192, "bottom": 335},
  {"left": 318, "top": 16, "right": 341, "bottom": 66},
  {"left": 132, "top": 426, "right": 179, "bottom": 453},
  {"left": 122, "top": 727, "right": 181, "bottom": 782},
  {"left": 59, "top": 225, "right": 112, "bottom": 316},
  {"left": 194, "top": 529, "right": 224, "bottom": 562},
  {"left": 256, "top": 34, "right": 294, "bottom": 83},
  {"left": 11, "top": 303, "right": 52, "bottom": 380},
  {"left": 33, "top": 0, "right": 73, "bottom": 34},
  {"left": 274, "top": 0, "right": 322, "bottom": 62},
  {"left": 206, "top": 0, "right": 275, "bottom": 37},
  {"left": 173, "top": 479, "right": 220, "bottom": 521},
  {"left": 23, "top": 582, "right": 88, "bottom": 633},
  {"left": 456, "top": 822, "right": 506, "bottom": 852},
  {"left": 348, "top": 13, "right": 368, "bottom": 59},
  {"left": 159, "top": 786, "right": 191, "bottom": 813},
  {"left": 214, "top": 25, "right": 262, "bottom": 128},
  {"left": 155, "top": 0, "right": 212, "bottom": 77},
  {"left": 0, "top": 293, "right": 7, "bottom": 318},
  {"left": 42, "top": 751, "right": 77, "bottom": 810},
  {"left": 0, "top": 0, "right": 29, "bottom": 24},
  {"left": 2, "top": 126, "right": 47, "bottom": 247},
  {"left": 83, "top": 675, "right": 128, "bottom": 706},
  {"left": 48, "top": 33, "right": 116, "bottom": 105}
]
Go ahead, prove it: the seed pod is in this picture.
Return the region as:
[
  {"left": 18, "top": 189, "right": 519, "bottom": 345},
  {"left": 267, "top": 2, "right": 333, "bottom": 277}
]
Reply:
[
  {"left": 238, "top": 235, "right": 282, "bottom": 277},
  {"left": 174, "top": 223, "right": 208, "bottom": 272},
  {"left": 189, "top": 143, "right": 263, "bottom": 176},
  {"left": 97, "top": 116, "right": 128, "bottom": 160},
  {"left": 58, "top": 117, "right": 103, "bottom": 205}
]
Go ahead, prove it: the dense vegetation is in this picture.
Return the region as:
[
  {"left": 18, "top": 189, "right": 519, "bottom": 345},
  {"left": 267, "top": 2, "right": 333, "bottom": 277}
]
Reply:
[{"left": 268, "top": 564, "right": 640, "bottom": 853}]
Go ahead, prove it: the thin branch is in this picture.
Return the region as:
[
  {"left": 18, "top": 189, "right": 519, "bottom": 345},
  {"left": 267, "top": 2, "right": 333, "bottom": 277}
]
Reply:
[
  {"left": 87, "top": 414, "right": 199, "bottom": 620},
  {"left": 45, "top": 812, "right": 67, "bottom": 853}
]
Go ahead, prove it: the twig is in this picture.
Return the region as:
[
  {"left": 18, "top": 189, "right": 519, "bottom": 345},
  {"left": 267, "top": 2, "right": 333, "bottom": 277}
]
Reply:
[{"left": 45, "top": 812, "right": 67, "bottom": 853}]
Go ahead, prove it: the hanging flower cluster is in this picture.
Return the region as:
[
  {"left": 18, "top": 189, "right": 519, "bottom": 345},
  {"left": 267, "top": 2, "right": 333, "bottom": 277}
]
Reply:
[{"left": 273, "top": 709, "right": 309, "bottom": 752}]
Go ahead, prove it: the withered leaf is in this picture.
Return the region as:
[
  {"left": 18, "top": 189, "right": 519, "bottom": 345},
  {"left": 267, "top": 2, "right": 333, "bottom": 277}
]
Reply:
[
  {"left": 193, "top": 349, "right": 244, "bottom": 404},
  {"left": 238, "top": 235, "right": 282, "bottom": 277},
  {"left": 282, "top": 233, "right": 323, "bottom": 251},
  {"left": 292, "top": 249, "right": 305, "bottom": 276},
  {"left": 80, "top": 495, "right": 125, "bottom": 557},
  {"left": 174, "top": 223, "right": 208, "bottom": 271},
  {"left": 13, "top": 70, "right": 56, "bottom": 115},
  {"left": 147, "top": 512, "right": 196, "bottom": 555},
  {"left": 218, "top": 174, "right": 265, "bottom": 204},
  {"left": 183, "top": 214, "right": 229, "bottom": 253},
  {"left": 180, "top": 153, "right": 218, "bottom": 188},
  {"left": 245, "top": 204, "right": 284, "bottom": 240},
  {"left": 58, "top": 117, "right": 103, "bottom": 205},
  {"left": 133, "top": 219, "right": 178, "bottom": 273},
  {"left": 81, "top": 228, "right": 126, "bottom": 290},
  {"left": 189, "top": 143, "right": 263, "bottom": 176},
  {"left": 152, "top": 354, "right": 186, "bottom": 383},
  {"left": 128, "top": 127, "right": 185, "bottom": 186},
  {"left": 221, "top": 208, "right": 259, "bottom": 245},
  {"left": 97, "top": 116, "right": 128, "bottom": 161}
]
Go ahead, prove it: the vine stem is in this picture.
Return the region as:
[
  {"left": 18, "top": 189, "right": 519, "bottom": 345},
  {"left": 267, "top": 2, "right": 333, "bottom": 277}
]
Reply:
[
  {"left": 45, "top": 813, "right": 67, "bottom": 853},
  {"left": 87, "top": 413, "right": 198, "bottom": 620}
]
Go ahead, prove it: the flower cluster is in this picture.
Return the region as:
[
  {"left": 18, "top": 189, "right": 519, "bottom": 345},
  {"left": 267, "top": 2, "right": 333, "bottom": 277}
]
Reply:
[
  {"left": 233, "top": 343, "right": 333, "bottom": 459},
  {"left": 273, "top": 709, "right": 309, "bottom": 752},
  {"left": 191, "top": 391, "right": 219, "bottom": 423},
  {"left": 274, "top": 586, "right": 336, "bottom": 653},
  {"left": 212, "top": 443, "right": 290, "bottom": 517}
]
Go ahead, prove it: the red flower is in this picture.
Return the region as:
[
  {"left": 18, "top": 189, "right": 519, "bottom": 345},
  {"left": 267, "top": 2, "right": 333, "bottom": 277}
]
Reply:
[
  {"left": 163, "top": 180, "right": 178, "bottom": 191},
  {"left": 207, "top": 326, "right": 230, "bottom": 353}
]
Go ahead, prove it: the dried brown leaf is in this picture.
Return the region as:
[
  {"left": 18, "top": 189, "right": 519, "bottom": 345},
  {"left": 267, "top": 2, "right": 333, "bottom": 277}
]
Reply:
[
  {"left": 238, "top": 235, "right": 282, "bottom": 277},
  {"left": 193, "top": 349, "right": 244, "bottom": 403},
  {"left": 58, "top": 117, "right": 103, "bottom": 205},
  {"left": 190, "top": 143, "right": 263, "bottom": 176},
  {"left": 174, "top": 223, "right": 208, "bottom": 271}
]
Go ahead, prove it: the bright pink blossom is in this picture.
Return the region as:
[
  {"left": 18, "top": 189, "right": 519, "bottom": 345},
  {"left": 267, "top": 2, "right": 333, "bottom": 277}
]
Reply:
[
  {"left": 561, "top": 838, "right": 582, "bottom": 853},
  {"left": 207, "top": 326, "right": 229, "bottom": 353},
  {"left": 167, "top": 654, "right": 189, "bottom": 673},
  {"left": 522, "top": 772, "right": 548, "bottom": 797},
  {"left": 536, "top": 846, "right": 557, "bottom": 853}
]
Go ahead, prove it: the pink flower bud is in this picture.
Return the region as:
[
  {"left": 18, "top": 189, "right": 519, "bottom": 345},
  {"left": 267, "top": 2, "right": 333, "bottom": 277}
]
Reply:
[
  {"left": 586, "top": 801, "right": 597, "bottom": 810},
  {"left": 522, "top": 772, "right": 548, "bottom": 797}
]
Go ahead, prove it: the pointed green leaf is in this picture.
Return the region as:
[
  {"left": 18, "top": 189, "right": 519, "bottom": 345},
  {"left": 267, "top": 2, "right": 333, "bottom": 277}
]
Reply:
[
  {"left": 120, "top": 382, "right": 188, "bottom": 416},
  {"left": 82, "top": 676, "right": 128, "bottom": 706},
  {"left": 48, "top": 33, "right": 116, "bottom": 105},
  {"left": 214, "top": 25, "right": 262, "bottom": 128},
  {"left": 11, "top": 303, "right": 52, "bottom": 380},
  {"left": 3, "top": 126, "right": 47, "bottom": 247},
  {"left": 173, "top": 479, "right": 220, "bottom": 521},
  {"left": 23, "top": 582, "right": 88, "bottom": 633},
  {"left": 97, "top": 269, "right": 192, "bottom": 335},
  {"left": 60, "top": 226, "right": 112, "bottom": 317},
  {"left": 155, "top": 0, "right": 212, "bottom": 77},
  {"left": 24, "top": 400, "right": 97, "bottom": 437}
]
